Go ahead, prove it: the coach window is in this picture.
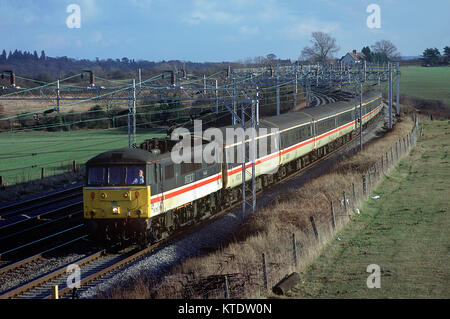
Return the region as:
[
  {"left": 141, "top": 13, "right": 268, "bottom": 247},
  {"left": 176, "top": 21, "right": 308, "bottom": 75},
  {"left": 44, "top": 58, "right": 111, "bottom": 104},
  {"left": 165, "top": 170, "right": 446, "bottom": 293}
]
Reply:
[
  {"left": 147, "top": 164, "right": 157, "bottom": 184},
  {"left": 108, "top": 166, "right": 124, "bottom": 186},
  {"left": 165, "top": 164, "right": 174, "bottom": 180},
  {"left": 88, "top": 167, "right": 106, "bottom": 185}
]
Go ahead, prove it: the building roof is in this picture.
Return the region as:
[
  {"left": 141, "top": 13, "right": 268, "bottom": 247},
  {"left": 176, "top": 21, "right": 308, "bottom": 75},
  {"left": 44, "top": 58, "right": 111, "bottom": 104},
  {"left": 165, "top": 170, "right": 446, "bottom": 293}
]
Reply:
[{"left": 341, "top": 51, "right": 366, "bottom": 62}]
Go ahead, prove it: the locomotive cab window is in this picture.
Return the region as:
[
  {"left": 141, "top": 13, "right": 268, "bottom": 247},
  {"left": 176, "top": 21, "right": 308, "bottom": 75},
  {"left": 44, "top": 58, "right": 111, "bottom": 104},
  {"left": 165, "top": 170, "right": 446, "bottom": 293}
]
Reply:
[
  {"left": 88, "top": 167, "right": 106, "bottom": 185},
  {"left": 126, "top": 166, "right": 146, "bottom": 185},
  {"left": 108, "top": 166, "right": 124, "bottom": 186}
]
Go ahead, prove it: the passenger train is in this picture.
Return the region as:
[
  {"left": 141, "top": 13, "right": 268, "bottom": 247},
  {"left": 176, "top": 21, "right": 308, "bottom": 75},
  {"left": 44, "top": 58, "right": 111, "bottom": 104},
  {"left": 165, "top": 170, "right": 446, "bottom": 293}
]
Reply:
[{"left": 83, "top": 91, "right": 383, "bottom": 246}]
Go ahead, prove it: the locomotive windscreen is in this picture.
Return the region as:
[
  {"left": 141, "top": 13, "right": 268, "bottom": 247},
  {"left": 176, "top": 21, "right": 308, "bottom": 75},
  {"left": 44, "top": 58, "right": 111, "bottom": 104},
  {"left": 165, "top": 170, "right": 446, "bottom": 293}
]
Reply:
[{"left": 87, "top": 165, "right": 146, "bottom": 186}]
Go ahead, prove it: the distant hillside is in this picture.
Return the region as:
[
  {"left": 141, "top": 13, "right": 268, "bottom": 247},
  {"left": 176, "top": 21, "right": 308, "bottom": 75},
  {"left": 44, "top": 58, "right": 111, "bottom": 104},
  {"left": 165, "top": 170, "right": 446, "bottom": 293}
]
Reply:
[{"left": 0, "top": 49, "right": 238, "bottom": 84}]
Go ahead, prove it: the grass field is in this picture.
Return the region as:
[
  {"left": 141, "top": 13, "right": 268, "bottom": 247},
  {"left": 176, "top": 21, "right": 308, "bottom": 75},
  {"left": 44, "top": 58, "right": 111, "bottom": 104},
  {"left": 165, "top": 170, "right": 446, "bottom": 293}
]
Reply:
[
  {"left": 0, "top": 128, "right": 165, "bottom": 185},
  {"left": 289, "top": 120, "right": 450, "bottom": 298},
  {"left": 399, "top": 66, "right": 450, "bottom": 107}
]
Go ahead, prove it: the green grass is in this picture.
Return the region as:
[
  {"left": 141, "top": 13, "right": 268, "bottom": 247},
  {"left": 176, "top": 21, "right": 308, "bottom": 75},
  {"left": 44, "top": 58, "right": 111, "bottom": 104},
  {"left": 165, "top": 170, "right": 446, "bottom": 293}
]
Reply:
[
  {"left": 399, "top": 66, "right": 450, "bottom": 107},
  {"left": 0, "top": 128, "right": 165, "bottom": 185},
  {"left": 289, "top": 120, "right": 450, "bottom": 298}
]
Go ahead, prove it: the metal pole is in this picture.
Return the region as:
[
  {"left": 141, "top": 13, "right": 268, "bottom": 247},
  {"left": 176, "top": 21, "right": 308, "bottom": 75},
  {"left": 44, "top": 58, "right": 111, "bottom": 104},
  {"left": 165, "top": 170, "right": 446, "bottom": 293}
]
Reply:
[
  {"left": 56, "top": 79, "right": 60, "bottom": 113},
  {"left": 132, "top": 79, "right": 137, "bottom": 147},
  {"left": 232, "top": 74, "right": 237, "bottom": 125},
  {"left": 294, "top": 71, "right": 298, "bottom": 111},
  {"left": 241, "top": 102, "right": 246, "bottom": 220},
  {"left": 203, "top": 74, "right": 206, "bottom": 94},
  {"left": 128, "top": 90, "right": 131, "bottom": 148},
  {"left": 251, "top": 99, "right": 256, "bottom": 213},
  {"left": 396, "top": 62, "right": 400, "bottom": 115},
  {"left": 138, "top": 68, "right": 142, "bottom": 88},
  {"left": 276, "top": 63, "right": 280, "bottom": 116},
  {"left": 256, "top": 86, "right": 260, "bottom": 126},
  {"left": 215, "top": 79, "right": 218, "bottom": 114},
  {"left": 360, "top": 82, "right": 363, "bottom": 151},
  {"left": 388, "top": 62, "right": 393, "bottom": 129}
]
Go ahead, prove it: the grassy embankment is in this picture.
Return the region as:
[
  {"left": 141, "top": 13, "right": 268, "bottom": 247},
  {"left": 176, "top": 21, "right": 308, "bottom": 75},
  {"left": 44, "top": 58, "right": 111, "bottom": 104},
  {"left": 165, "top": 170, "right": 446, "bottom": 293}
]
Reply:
[
  {"left": 104, "top": 109, "right": 418, "bottom": 299},
  {"left": 289, "top": 119, "right": 449, "bottom": 298}
]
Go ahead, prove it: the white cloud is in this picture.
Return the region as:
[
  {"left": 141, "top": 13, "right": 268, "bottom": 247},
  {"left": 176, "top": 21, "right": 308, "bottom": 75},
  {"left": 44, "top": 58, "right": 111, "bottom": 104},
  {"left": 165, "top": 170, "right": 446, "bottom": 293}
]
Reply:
[
  {"left": 282, "top": 18, "right": 340, "bottom": 39},
  {"left": 183, "top": 0, "right": 242, "bottom": 25},
  {"left": 239, "top": 25, "right": 259, "bottom": 36}
]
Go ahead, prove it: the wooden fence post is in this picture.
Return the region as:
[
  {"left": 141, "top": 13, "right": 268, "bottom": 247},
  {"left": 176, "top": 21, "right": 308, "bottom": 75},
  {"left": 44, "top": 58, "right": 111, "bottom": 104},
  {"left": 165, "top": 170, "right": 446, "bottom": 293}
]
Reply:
[
  {"left": 352, "top": 183, "right": 356, "bottom": 202},
  {"left": 292, "top": 233, "right": 297, "bottom": 267},
  {"left": 342, "top": 191, "right": 347, "bottom": 211},
  {"left": 262, "top": 253, "right": 268, "bottom": 291},
  {"left": 41, "top": 167, "right": 44, "bottom": 179},
  {"left": 330, "top": 202, "right": 335, "bottom": 231},
  {"left": 224, "top": 275, "right": 229, "bottom": 299},
  {"left": 396, "top": 141, "right": 399, "bottom": 159},
  {"left": 310, "top": 216, "right": 319, "bottom": 240},
  {"left": 363, "top": 174, "right": 367, "bottom": 196}
]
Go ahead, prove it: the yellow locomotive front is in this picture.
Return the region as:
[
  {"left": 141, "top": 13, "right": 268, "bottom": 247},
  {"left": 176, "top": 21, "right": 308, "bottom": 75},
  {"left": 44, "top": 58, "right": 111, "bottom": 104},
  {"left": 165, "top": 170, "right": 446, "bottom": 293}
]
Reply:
[{"left": 83, "top": 148, "right": 155, "bottom": 245}]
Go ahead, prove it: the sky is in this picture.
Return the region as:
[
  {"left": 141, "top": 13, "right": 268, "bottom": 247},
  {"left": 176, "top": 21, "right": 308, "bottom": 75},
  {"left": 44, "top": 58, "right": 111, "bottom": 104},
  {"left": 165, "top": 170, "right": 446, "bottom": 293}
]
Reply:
[{"left": 0, "top": 0, "right": 449, "bottom": 62}]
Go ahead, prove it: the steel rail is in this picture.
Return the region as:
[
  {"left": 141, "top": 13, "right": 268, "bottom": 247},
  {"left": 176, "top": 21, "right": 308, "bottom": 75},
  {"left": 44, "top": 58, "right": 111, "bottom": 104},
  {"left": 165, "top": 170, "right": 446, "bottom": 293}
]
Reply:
[
  {"left": 0, "top": 224, "right": 84, "bottom": 260},
  {"left": 0, "top": 249, "right": 106, "bottom": 299},
  {"left": 0, "top": 185, "right": 82, "bottom": 215},
  {"left": 0, "top": 235, "right": 87, "bottom": 276},
  {"left": 0, "top": 200, "right": 82, "bottom": 231}
]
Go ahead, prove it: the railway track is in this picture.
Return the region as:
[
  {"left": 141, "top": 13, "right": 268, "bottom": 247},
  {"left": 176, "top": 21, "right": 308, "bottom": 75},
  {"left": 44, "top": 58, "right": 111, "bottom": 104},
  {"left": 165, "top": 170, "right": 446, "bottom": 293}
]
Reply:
[
  {"left": 0, "top": 105, "right": 387, "bottom": 299},
  {"left": 0, "top": 184, "right": 82, "bottom": 217},
  {"left": 0, "top": 185, "right": 84, "bottom": 263}
]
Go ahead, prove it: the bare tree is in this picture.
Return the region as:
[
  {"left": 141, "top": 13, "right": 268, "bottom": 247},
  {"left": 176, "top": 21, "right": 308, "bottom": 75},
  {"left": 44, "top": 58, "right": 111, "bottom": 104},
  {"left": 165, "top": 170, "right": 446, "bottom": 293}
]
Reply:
[
  {"left": 300, "top": 32, "right": 340, "bottom": 63},
  {"left": 371, "top": 40, "right": 401, "bottom": 60},
  {"left": 266, "top": 53, "right": 277, "bottom": 61}
]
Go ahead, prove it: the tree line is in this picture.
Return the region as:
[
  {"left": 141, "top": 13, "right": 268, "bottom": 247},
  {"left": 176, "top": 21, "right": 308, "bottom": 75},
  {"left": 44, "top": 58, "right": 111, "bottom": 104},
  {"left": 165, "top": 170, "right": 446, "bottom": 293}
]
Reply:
[
  {"left": 421, "top": 46, "right": 450, "bottom": 66},
  {"left": 299, "top": 32, "right": 401, "bottom": 64},
  {"left": 0, "top": 49, "right": 241, "bottom": 85}
]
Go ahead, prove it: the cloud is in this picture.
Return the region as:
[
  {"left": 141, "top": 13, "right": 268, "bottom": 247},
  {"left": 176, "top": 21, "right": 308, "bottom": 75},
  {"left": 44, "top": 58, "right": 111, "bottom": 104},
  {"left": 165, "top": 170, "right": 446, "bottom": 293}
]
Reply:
[
  {"left": 239, "top": 25, "right": 259, "bottom": 36},
  {"left": 183, "top": 0, "right": 242, "bottom": 25},
  {"left": 282, "top": 18, "right": 340, "bottom": 39}
]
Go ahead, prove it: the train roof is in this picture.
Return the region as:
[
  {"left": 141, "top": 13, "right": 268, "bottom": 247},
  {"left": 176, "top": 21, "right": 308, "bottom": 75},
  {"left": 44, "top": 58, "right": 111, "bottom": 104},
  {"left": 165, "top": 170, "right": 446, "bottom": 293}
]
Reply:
[
  {"left": 261, "top": 90, "right": 381, "bottom": 131},
  {"left": 217, "top": 90, "right": 381, "bottom": 135},
  {"left": 86, "top": 147, "right": 160, "bottom": 165},
  {"left": 87, "top": 91, "right": 382, "bottom": 164}
]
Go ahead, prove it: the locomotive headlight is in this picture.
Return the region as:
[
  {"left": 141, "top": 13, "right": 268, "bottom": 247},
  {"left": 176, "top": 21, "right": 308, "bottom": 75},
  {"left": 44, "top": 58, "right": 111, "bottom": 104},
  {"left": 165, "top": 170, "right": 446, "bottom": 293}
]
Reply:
[{"left": 112, "top": 207, "right": 119, "bottom": 214}]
